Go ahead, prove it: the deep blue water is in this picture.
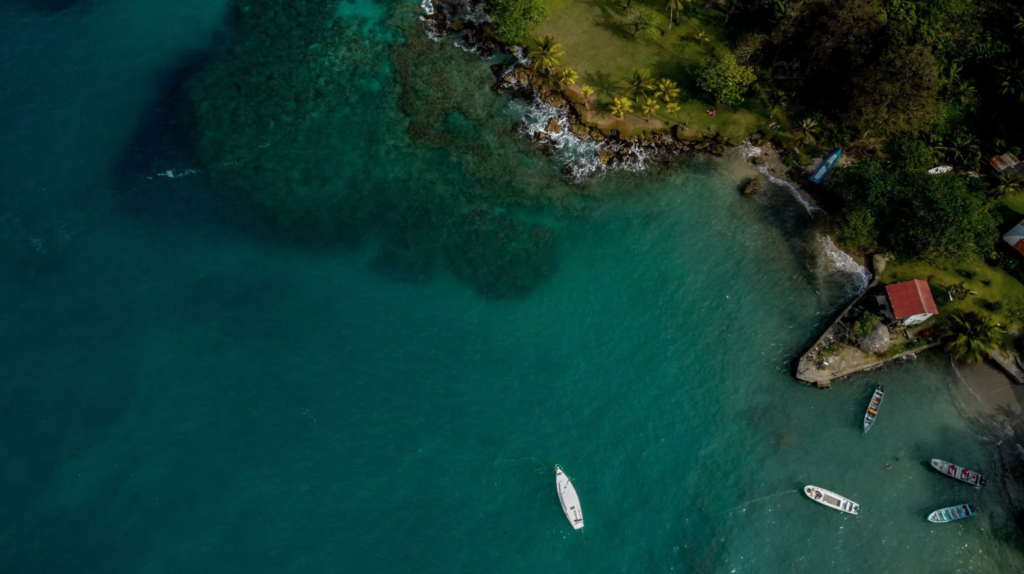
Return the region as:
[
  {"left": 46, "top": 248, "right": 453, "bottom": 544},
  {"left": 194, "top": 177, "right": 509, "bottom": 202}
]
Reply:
[{"left": 2, "top": 1, "right": 1024, "bottom": 573}]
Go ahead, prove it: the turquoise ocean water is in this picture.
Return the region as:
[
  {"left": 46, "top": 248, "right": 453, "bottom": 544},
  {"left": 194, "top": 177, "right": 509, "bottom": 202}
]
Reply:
[{"left": 2, "top": 1, "right": 1023, "bottom": 572}]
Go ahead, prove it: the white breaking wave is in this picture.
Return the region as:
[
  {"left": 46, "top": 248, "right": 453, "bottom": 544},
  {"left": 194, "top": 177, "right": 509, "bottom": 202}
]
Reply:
[
  {"left": 740, "top": 143, "right": 822, "bottom": 216},
  {"left": 817, "top": 235, "right": 872, "bottom": 294},
  {"left": 508, "top": 97, "right": 657, "bottom": 180},
  {"left": 739, "top": 144, "right": 871, "bottom": 296},
  {"left": 511, "top": 46, "right": 529, "bottom": 66},
  {"left": 421, "top": 1, "right": 653, "bottom": 179},
  {"left": 509, "top": 98, "right": 603, "bottom": 180}
]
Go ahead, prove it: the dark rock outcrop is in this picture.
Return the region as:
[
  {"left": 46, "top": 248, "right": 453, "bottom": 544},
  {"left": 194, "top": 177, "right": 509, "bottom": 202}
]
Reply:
[
  {"left": 424, "top": 4, "right": 751, "bottom": 173},
  {"left": 570, "top": 123, "right": 590, "bottom": 140}
]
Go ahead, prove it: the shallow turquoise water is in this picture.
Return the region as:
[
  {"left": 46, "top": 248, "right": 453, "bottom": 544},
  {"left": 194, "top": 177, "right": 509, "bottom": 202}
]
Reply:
[{"left": 1, "top": 1, "right": 1023, "bottom": 573}]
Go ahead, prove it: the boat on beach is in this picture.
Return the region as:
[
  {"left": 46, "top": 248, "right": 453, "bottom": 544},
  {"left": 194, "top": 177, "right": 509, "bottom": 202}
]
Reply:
[
  {"left": 555, "top": 466, "right": 584, "bottom": 530},
  {"left": 928, "top": 504, "right": 977, "bottom": 523},
  {"left": 804, "top": 485, "right": 860, "bottom": 515},
  {"left": 863, "top": 386, "right": 885, "bottom": 432},
  {"left": 809, "top": 148, "right": 842, "bottom": 184},
  {"left": 931, "top": 459, "right": 986, "bottom": 487}
]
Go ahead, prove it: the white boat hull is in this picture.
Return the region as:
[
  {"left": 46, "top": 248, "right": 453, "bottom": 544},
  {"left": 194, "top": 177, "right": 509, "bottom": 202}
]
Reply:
[
  {"left": 556, "top": 466, "right": 584, "bottom": 530},
  {"left": 804, "top": 485, "right": 859, "bottom": 515}
]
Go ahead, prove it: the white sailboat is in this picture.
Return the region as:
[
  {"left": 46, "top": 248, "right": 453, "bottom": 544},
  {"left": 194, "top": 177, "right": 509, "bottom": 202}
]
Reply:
[
  {"left": 804, "top": 485, "right": 860, "bottom": 515},
  {"left": 555, "top": 465, "right": 584, "bottom": 530}
]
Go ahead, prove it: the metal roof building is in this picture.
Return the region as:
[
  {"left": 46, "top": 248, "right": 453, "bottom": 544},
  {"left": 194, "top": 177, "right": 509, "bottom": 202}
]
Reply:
[{"left": 885, "top": 280, "right": 938, "bottom": 326}]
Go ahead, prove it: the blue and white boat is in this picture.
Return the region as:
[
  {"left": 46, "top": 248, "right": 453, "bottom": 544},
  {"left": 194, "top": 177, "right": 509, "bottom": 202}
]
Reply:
[
  {"left": 809, "top": 149, "right": 842, "bottom": 184},
  {"left": 928, "top": 504, "right": 977, "bottom": 523}
]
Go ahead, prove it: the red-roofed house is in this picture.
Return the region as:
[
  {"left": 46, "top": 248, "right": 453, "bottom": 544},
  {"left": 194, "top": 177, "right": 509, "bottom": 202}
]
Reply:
[{"left": 886, "top": 280, "right": 939, "bottom": 326}]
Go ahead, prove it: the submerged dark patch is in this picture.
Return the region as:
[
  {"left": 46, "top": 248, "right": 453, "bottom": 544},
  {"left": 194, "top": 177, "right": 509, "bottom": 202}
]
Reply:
[{"left": 184, "top": 0, "right": 567, "bottom": 297}]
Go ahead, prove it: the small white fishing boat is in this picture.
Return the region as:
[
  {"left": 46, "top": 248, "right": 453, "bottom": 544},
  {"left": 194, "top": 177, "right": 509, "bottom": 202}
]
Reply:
[
  {"left": 804, "top": 485, "right": 859, "bottom": 515},
  {"left": 928, "top": 503, "right": 977, "bottom": 523},
  {"left": 555, "top": 465, "right": 584, "bottom": 530},
  {"left": 863, "top": 386, "right": 885, "bottom": 432}
]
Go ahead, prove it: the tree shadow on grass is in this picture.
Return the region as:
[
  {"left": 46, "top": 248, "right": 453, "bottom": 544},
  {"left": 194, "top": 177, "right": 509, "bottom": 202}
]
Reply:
[
  {"left": 589, "top": 0, "right": 666, "bottom": 42},
  {"left": 651, "top": 57, "right": 704, "bottom": 97},
  {"left": 582, "top": 69, "right": 622, "bottom": 97}
]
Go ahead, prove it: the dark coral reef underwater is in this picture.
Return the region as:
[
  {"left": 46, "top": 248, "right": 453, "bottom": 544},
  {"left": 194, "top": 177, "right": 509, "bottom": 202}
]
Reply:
[{"left": 185, "top": 0, "right": 583, "bottom": 297}]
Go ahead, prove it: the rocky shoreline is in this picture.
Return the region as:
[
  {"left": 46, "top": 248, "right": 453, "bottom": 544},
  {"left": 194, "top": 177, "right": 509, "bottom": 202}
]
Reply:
[{"left": 420, "top": 0, "right": 740, "bottom": 177}]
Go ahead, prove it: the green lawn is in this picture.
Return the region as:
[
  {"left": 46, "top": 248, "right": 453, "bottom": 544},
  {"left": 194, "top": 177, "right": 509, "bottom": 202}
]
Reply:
[
  {"left": 532, "top": 0, "right": 774, "bottom": 141},
  {"left": 881, "top": 259, "right": 1024, "bottom": 328},
  {"left": 999, "top": 190, "right": 1024, "bottom": 217},
  {"left": 873, "top": 182, "right": 1024, "bottom": 330}
]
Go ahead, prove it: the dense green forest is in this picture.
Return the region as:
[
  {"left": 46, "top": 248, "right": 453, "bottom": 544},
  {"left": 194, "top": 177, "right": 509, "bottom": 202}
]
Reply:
[
  {"left": 724, "top": 0, "right": 1022, "bottom": 148},
  {"left": 707, "top": 0, "right": 1024, "bottom": 260},
  {"left": 490, "top": 0, "right": 1024, "bottom": 262}
]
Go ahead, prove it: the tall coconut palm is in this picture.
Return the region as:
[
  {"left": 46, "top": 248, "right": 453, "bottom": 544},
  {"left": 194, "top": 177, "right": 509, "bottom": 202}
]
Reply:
[
  {"left": 561, "top": 68, "right": 579, "bottom": 86},
  {"left": 949, "top": 130, "right": 980, "bottom": 167},
  {"left": 997, "top": 58, "right": 1024, "bottom": 102},
  {"left": 580, "top": 86, "right": 595, "bottom": 107},
  {"left": 609, "top": 97, "right": 633, "bottom": 119},
  {"left": 626, "top": 69, "right": 656, "bottom": 101},
  {"left": 641, "top": 98, "right": 660, "bottom": 121},
  {"left": 664, "top": 0, "right": 684, "bottom": 29},
  {"left": 654, "top": 78, "right": 680, "bottom": 103},
  {"left": 793, "top": 118, "right": 819, "bottom": 152},
  {"left": 992, "top": 171, "right": 1023, "bottom": 198},
  {"left": 953, "top": 78, "right": 976, "bottom": 105},
  {"left": 766, "top": 89, "right": 788, "bottom": 118},
  {"left": 665, "top": 101, "right": 681, "bottom": 115},
  {"left": 940, "top": 310, "right": 999, "bottom": 364},
  {"left": 530, "top": 36, "right": 564, "bottom": 75}
]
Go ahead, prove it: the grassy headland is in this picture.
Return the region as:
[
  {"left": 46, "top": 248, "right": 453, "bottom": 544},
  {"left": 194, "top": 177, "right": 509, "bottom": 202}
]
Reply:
[{"left": 531, "top": 0, "right": 773, "bottom": 140}]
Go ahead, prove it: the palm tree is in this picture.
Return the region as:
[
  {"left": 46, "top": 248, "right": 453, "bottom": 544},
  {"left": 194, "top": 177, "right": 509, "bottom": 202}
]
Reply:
[
  {"left": 654, "top": 78, "right": 680, "bottom": 103},
  {"left": 997, "top": 58, "right": 1024, "bottom": 102},
  {"left": 766, "top": 89, "right": 788, "bottom": 118},
  {"left": 949, "top": 130, "right": 980, "bottom": 167},
  {"left": 560, "top": 68, "right": 579, "bottom": 86},
  {"left": 940, "top": 310, "right": 999, "bottom": 364},
  {"left": 609, "top": 97, "right": 633, "bottom": 119},
  {"left": 665, "top": 101, "right": 681, "bottom": 115},
  {"left": 641, "top": 98, "right": 660, "bottom": 121},
  {"left": 929, "top": 132, "right": 950, "bottom": 164},
  {"left": 793, "top": 118, "right": 819, "bottom": 152},
  {"left": 694, "top": 30, "right": 709, "bottom": 46},
  {"left": 529, "top": 36, "right": 564, "bottom": 75},
  {"left": 664, "top": 0, "right": 684, "bottom": 29},
  {"left": 953, "top": 78, "right": 976, "bottom": 105},
  {"left": 626, "top": 69, "right": 656, "bottom": 101},
  {"left": 580, "top": 86, "right": 595, "bottom": 108},
  {"left": 992, "top": 171, "right": 1023, "bottom": 198}
]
